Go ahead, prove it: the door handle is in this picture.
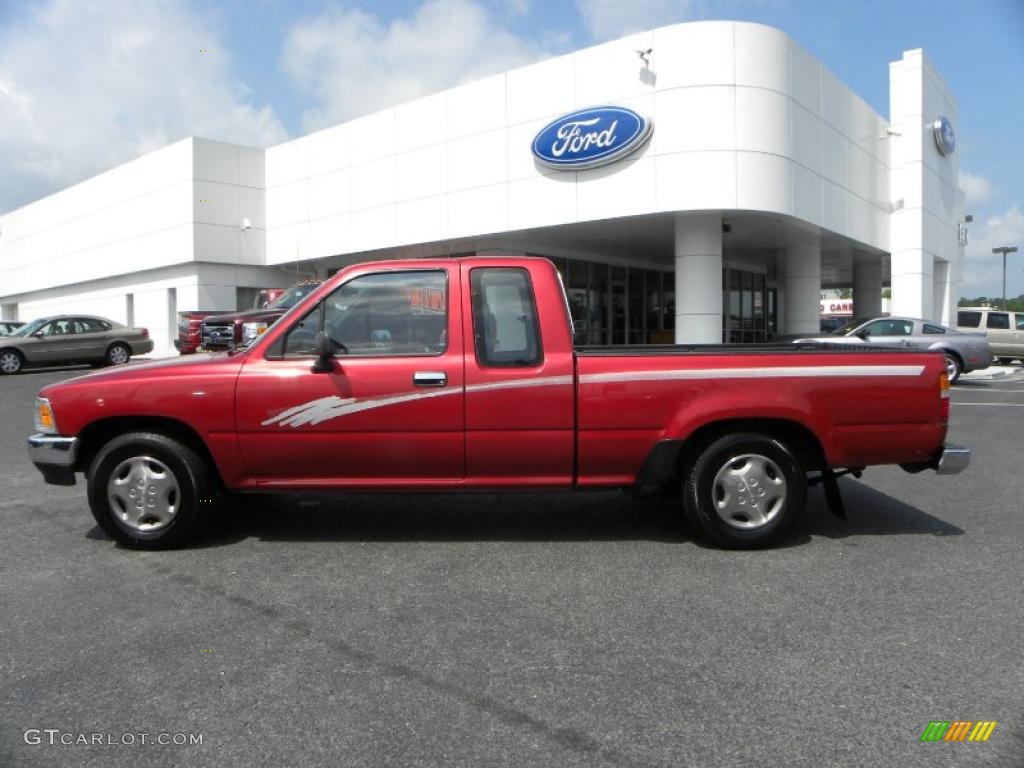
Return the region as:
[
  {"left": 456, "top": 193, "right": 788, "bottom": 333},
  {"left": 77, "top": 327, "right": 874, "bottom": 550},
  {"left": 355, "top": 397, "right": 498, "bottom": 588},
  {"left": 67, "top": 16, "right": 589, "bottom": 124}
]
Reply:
[{"left": 413, "top": 371, "right": 447, "bottom": 387}]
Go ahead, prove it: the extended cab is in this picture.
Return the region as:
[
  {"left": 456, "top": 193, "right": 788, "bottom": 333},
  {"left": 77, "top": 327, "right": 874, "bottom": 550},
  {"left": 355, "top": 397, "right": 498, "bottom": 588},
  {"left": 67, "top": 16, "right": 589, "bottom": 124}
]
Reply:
[{"left": 27, "top": 257, "right": 968, "bottom": 549}]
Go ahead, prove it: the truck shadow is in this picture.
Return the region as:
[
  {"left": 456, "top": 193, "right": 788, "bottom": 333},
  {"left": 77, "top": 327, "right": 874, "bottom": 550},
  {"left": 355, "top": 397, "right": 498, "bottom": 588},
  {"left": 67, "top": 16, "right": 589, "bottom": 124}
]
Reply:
[
  {"left": 803, "top": 478, "right": 963, "bottom": 540},
  {"left": 152, "top": 477, "right": 962, "bottom": 548}
]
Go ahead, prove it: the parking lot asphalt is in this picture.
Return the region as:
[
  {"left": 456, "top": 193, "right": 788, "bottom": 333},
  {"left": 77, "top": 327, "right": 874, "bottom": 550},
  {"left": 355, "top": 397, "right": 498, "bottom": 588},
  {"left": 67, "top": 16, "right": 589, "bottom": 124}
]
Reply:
[{"left": 1, "top": 363, "right": 1023, "bottom": 768}]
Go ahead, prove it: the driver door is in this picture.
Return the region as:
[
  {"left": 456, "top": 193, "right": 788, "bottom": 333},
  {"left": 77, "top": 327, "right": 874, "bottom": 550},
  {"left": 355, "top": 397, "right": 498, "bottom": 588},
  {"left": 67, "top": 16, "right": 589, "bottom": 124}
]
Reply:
[{"left": 235, "top": 266, "right": 465, "bottom": 487}]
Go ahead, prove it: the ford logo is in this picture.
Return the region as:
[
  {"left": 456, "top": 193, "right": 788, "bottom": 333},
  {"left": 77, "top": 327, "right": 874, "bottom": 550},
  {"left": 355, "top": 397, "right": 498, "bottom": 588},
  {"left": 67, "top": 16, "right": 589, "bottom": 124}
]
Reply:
[{"left": 532, "top": 106, "right": 653, "bottom": 170}]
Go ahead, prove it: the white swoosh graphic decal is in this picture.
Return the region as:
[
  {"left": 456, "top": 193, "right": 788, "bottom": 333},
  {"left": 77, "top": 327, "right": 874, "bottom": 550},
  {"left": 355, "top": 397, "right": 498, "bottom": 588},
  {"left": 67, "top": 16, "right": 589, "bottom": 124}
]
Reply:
[{"left": 260, "top": 366, "right": 924, "bottom": 427}]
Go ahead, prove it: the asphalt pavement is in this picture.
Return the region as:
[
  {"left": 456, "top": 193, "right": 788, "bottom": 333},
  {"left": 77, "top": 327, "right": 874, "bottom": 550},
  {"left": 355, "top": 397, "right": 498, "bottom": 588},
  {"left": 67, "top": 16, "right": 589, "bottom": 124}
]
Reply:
[{"left": 1, "top": 363, "right": 1022, "bottom": 767}]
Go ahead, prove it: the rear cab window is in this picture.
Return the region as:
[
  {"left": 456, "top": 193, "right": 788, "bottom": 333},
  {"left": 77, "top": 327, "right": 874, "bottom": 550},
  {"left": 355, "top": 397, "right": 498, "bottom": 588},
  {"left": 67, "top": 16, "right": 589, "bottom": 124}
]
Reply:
[
  {"left": 1016, "top": 314, "right": 1024, "bottom": 331},
  {"left": 470, "top": 267, "right": 543, "bottom": 367}
]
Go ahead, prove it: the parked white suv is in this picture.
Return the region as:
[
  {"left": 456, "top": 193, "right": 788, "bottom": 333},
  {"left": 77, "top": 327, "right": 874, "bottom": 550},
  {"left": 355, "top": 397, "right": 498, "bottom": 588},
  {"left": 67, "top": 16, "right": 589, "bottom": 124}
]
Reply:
[{"left": 957, "top": 307, "right": 1024, "bottom": 363}]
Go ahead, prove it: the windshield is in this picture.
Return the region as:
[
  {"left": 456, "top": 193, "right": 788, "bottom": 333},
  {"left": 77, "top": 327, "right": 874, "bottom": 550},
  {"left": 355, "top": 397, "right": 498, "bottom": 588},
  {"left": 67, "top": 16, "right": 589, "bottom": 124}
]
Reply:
[
  {"left": 10, "top": 318, "right": 49, "bottom": 337},
  {"left": 831, "top": 317, "right": 871, "bottom": 336},
  {"left": 267, "top": 283, "right": 318, "bottom": 310}
]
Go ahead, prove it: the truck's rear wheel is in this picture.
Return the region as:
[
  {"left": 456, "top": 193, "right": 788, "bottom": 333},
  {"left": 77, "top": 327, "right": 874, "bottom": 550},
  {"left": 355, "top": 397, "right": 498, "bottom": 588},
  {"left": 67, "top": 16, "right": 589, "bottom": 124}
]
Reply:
[
  {"left": 87, "top": 432, "right": 212, "bottom": 548},
  {"left": 683, "top": 432, "right": 806, "bottom": 548}
]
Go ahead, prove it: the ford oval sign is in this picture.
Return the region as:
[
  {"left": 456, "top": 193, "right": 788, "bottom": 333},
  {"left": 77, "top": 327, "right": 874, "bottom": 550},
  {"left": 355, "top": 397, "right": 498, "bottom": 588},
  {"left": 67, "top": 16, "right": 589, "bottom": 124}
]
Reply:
[{"left": 532, "top": 106, "right": 653, "bottom": 170}]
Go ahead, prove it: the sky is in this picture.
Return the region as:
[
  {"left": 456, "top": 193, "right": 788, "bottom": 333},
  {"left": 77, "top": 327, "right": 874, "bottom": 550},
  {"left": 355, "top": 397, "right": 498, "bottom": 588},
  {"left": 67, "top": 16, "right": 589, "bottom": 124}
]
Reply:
[{"left": 1, "top": 0, "right": 1022, "bottom": 296}]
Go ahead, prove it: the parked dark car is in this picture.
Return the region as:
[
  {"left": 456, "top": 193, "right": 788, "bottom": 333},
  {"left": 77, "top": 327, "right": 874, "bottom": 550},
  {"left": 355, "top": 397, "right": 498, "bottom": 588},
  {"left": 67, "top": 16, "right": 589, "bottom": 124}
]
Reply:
[
  {"left": 0, "top": 315, "right": 152, "bottom": 375},
  {"left": 200, "top": 281, "right": 322, "bottom": 350},
  {"left": 0, "top": 321, "right": 25, "bottom": 335}
]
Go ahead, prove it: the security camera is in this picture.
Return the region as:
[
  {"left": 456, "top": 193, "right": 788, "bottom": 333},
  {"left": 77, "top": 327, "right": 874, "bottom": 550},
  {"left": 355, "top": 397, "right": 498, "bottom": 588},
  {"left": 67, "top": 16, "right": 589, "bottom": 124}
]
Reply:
[
  {"left": 241, "top": 218, "right": 252, "bottom": 231},
  {"left": 635, "top": 48, "right": 653, "bottom": 65}
]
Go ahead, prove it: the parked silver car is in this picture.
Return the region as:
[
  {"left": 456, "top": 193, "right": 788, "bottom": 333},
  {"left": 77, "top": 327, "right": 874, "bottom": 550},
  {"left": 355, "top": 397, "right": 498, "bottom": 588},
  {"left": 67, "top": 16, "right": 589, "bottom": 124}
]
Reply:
[
  {"left": 0, "top": 315, "right": 153, "bottom": 375},
  {"left": 793, "top": 316, "right": 992, "bottom": 382}
]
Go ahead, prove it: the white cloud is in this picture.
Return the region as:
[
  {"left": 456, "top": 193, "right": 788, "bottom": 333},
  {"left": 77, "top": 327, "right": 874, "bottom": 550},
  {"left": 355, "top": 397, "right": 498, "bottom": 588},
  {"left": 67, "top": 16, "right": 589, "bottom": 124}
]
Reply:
[
  {"left": 0, "top": 0, "right": 287, "bottom": 214},
  {"left": 961, "top": 205, "right": 1024, "bottom": 296},
  {"left": 959, "top": 171, "right": 993, "bottom": 205},
  {"left": 575, "top": 0, "right": 694, "bottom": 41},
  {"left": 281, "top": 0, "right": 556, "bottom": 131}
]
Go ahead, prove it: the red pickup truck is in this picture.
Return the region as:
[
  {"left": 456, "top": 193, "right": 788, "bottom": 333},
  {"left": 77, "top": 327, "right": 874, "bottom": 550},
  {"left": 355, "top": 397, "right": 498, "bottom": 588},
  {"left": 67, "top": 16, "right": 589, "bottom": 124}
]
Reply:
[{"left": 27, "top": 256, "right": 968, "bottom": 549}]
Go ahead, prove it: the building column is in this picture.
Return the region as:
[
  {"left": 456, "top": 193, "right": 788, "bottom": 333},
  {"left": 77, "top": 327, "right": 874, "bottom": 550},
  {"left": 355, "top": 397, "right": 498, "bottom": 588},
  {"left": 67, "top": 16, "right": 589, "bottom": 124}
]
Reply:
[
  {"left": 932, "top": 258, "right": 953, "bottom": 325},
  {"left": 852, "top": 255, "right": 883, "bottom": 319},
  {"left": 784, "top": 242, "right": 821, "bottom": 335},
  {"left": 674, "top": 214, "right": 722, "bottom": 344},
  {"left": 890, "top": 248, "right": 933, "bottom": 320}
]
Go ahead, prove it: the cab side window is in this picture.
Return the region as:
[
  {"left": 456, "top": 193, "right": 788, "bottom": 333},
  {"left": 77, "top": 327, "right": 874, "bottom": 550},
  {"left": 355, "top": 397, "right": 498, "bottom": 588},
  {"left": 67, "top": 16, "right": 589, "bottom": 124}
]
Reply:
[
  {"left": 987, "top": 313, "right": 1010, "bottom": 330},
  {"left": 471, "top": 267, "right": 542, "bottom": 366},
  {"left": 1016, "top": 314, "right": 1024, "bottom": 331},
  {"left": 283, "top": 270, "right": 448, "bottom": 357},
  {"left": 957, "top": 311, "right": 981, "bottom": 328},
  {"left": 863, "top": 319, "right": 912, "bottom": 336},
  {"left": 922, "top": 323, "right": 945, "bottom": 335}
]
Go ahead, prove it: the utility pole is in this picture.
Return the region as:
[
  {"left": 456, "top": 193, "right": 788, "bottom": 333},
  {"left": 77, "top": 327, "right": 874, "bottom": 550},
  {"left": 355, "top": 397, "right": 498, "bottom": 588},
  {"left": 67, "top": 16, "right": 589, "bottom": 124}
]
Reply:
[{"left": 992, "top": 246, "right": 1018, "bottom": 305}]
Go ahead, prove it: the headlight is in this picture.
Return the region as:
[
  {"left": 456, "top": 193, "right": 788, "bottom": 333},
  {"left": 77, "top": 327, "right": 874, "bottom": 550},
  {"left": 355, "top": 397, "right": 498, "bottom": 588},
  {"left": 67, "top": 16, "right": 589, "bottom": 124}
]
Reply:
[
  {"left": 241, "top": 321, "right": 269, "bottom": 343},
  {"left": 34, "top": 397, "right": 58, "bottom": 434}
]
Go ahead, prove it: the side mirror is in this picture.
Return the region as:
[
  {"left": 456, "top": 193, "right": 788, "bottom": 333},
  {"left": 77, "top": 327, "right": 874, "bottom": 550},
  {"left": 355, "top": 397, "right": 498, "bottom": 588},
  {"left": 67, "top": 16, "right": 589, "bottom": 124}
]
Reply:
[
  {"left": 854, "top": 329, "right": 870, "bottom": 340},
  {"left": 31, "top": 331, "right": 44, "bottom": 338},
  {"left": 311, "top": 331, "right": 334, "bottom": 373}
]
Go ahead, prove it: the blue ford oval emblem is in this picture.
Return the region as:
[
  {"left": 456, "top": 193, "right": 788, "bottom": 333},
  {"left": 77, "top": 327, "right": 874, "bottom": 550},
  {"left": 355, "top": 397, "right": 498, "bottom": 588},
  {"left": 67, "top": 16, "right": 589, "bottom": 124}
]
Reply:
[{"left": 532, "top": 106, "right": 653, "bottom": 170}]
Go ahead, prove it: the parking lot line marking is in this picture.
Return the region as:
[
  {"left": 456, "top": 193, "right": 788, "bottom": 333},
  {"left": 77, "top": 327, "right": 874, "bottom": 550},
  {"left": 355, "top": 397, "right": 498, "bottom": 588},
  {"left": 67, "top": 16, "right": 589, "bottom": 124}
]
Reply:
[
  {"left": 953, "top": 388, "right": 1024, "bottom": 394},
  {"left": 952, "top": 402, "right": 1024, "bottom": 407}
]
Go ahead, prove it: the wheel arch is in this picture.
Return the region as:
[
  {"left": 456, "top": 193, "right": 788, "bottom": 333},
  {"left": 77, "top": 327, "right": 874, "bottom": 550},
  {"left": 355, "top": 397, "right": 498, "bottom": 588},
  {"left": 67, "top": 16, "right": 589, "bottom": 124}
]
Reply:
[
  {"left": 635, "top": 417, "right": 827, "bottom": 491},
  {"left": 75, "top": 416, "right": 224, "bottom": 487}
]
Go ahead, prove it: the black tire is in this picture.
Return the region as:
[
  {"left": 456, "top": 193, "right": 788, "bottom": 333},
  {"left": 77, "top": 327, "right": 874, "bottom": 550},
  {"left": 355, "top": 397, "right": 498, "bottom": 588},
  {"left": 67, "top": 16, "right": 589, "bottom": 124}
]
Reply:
[
  {"left": 943, "top": 351, "right": 962, "bottom": 384},
  {"left": 0, "top": 349, "right": 23, "bottom": 375},
  {"left": 106, "top": 342, "right": 131, "bottom": 366},
  {"left": 87, "top": 432, "right": 213, "bottom": 549},
  {"left": 682, "top": 432, "right": 807, "bottom": 548}
]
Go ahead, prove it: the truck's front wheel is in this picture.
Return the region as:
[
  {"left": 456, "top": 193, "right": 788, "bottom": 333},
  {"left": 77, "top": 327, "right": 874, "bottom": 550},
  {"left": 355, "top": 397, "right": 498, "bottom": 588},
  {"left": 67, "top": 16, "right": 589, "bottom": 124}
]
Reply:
[
  {"left": 683, "top": 433, "right": 806, "bottom": 548},
  {"left": 87, "top": 432, "right": 212, "bottom": 548}
]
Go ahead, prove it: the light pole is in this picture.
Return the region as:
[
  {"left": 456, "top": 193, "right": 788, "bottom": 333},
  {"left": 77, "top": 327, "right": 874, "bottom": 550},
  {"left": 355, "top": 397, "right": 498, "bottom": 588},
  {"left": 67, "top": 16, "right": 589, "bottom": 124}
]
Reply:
[{"left": 992, "top": 246, "right": 1018, "bottom": 304}]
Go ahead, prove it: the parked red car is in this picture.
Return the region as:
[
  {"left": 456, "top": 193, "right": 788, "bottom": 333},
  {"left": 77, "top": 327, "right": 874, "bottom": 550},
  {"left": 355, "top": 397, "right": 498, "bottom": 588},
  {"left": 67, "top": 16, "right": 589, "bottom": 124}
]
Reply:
[
  {"left": 174, "top": 288, "right": 286, "bottom": 354},
  {"left": 27, "top": 256, "right": 967, "bottom": 549}
]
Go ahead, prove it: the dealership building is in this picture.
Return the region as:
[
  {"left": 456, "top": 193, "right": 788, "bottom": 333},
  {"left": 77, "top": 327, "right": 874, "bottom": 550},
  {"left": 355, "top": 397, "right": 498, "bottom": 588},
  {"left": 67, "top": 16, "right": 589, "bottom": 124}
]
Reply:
[{"left": 0, "top": 21, "right": 964, "bottom": 356}]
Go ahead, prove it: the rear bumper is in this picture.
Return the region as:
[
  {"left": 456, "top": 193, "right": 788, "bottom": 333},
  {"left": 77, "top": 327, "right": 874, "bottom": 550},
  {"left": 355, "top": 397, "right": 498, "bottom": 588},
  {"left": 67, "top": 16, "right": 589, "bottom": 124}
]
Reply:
[
  {"left": 934, "top": 443, "right": 970, "bottom": 475},
  {"left": 27, "top": 434, "right": 78, "bottom": 485}
]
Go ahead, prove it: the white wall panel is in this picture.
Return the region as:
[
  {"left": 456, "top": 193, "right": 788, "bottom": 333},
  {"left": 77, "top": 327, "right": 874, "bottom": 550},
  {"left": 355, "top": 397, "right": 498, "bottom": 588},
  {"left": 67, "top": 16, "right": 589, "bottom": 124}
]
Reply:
[
  {"left": 735, "top": 23, "right": 789, "bottom": 93},
  {"left": 577, "top": 156, "right": 656, "bottom": 222},
  {"left": 307, "top": 123, "right": 351, "bottom": 175},
  {"left": 448, "top": 129, "right": 507, "bottom": 192},
  {"left": 447, "top": 184, "right": 506, "bottom": 239},
  {"left": 310, "top": 169, "right": 352, "bottom": 220},
  {"left": 396, "top": 196, "right": 447, "bottom": 246},
  {"left": 395, "top": 145, "right": 446, "bottom": 202},
  {"left": 447, "top": 74, "right": 507, "bottom": 140},
  {"left": 654, "top": 22, "right": 734, "bottom": 89},
  {"left": 351, "top": 157, "right": 396, "bottom": 211},
  {"left": 395, "top": 92, "right": 447, "bottom": 153},
  {"left": 507, "top": 175, "right": 577, "bottom": 231},
  {"left": 654, "top": 87, "right": 735, "bottom": 154},
  {"left": 507, "top": 55, "right": 575, "bottom": 125},
  {"left": 736, "top": 153, "right": 793, "bottom": 215},
  {"left": 735, "top": 87, "right": 791, "bottom": 157},
  {"left": 573, "top": 31, "right": 655, "bottom": 107},
  {"left": 655, "top": 151, "right": 737, "bottom": 212}
]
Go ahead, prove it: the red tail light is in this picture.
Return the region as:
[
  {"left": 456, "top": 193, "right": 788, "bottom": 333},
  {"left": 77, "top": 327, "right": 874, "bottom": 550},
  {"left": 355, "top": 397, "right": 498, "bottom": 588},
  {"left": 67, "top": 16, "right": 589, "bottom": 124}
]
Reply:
[
  {"left": 939, "top": 371, "right": 950, "bottom": 426},
  {"left": 141, "top": 328, "right": 149, "bottom": 337}
]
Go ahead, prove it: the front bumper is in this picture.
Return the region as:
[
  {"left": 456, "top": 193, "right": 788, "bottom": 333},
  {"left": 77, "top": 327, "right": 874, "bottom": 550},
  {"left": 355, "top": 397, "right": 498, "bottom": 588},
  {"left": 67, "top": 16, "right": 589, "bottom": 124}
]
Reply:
[
  {"left": 934, "top": 443, "right": 970, "bottom": 475},
  {"left": 27, "top": 434, "right": 78, "bottom": 486}
]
